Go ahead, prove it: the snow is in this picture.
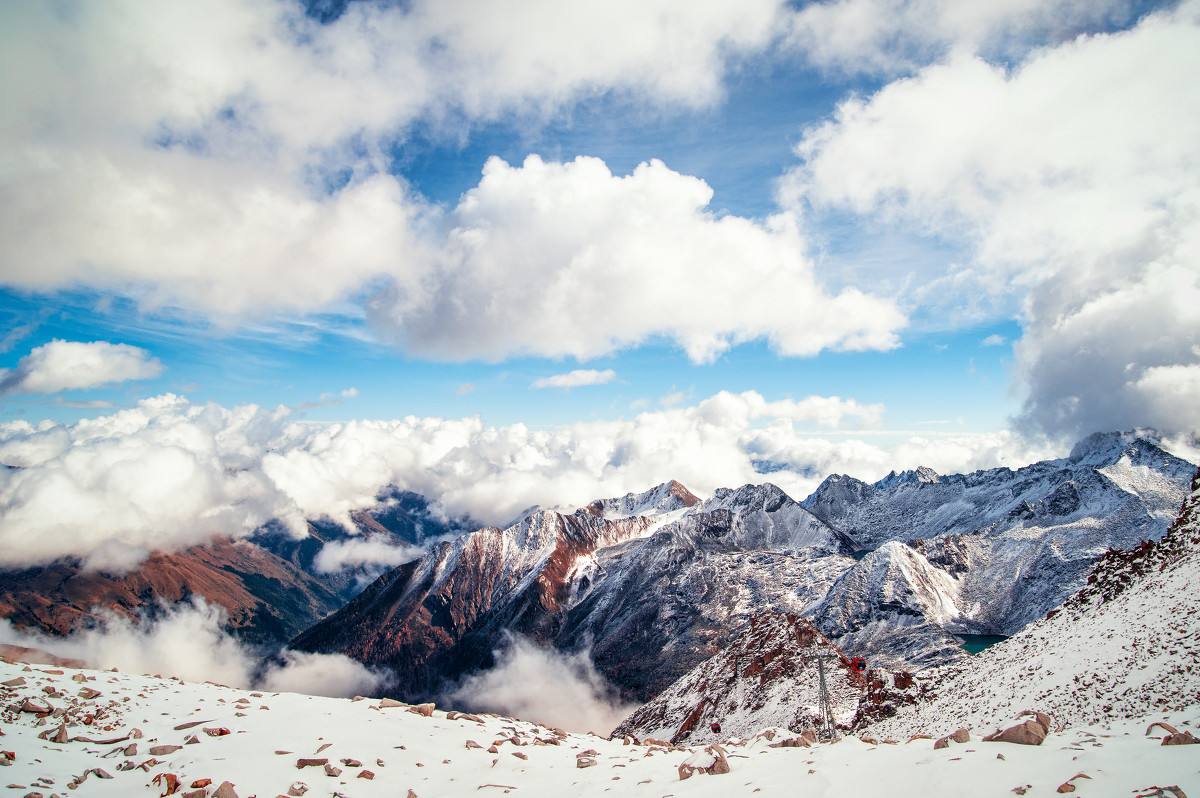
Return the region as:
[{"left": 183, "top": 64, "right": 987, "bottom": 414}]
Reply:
[
  {"left": 1, "top": 657, "right": 1196, "bottom": 797},
  {"left": 868, "top": 472, "right": 1200, "bottom": 740}
]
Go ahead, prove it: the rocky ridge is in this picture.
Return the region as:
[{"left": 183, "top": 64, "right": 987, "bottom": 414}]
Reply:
[{"left": 613, "top": 612, "right": 864, "bottom": 745}]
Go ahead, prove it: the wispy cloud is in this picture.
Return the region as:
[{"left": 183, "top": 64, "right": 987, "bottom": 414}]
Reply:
[
  {"left": 532, "top": 369, "right": 617, "bottom": 390},
  {"left": 980, "top": 334, "right": 1007, "bottom": 347}
]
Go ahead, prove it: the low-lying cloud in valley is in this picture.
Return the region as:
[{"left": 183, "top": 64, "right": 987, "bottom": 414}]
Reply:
[
  {"left": 445, "top": 634, "right": 638, "bottom": 736},
  {"left": 0, "top": 599, "right": 386, "bottom": 699},
  {"left": 0, "top": 389, "right": 1065, "bottom": 572}
]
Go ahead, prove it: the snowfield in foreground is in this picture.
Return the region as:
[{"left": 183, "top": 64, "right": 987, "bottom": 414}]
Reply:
[{"left": 1, "top": 658, "right": 1197, "bottom": 798}]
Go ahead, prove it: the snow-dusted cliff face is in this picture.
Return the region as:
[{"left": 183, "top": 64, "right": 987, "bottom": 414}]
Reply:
[
  {"left": 613, "top": 612, "right": 863, "bottom": 745},
  {"left": 802, "top": 432, "right": 1195, "bottom": 666},
  {"left": 557, "top": 483, "right": 852, "bottom": 699},
  {"left": 810, "top": 541, "right": 970, "bottom": 670},
  {"left": 294, "top": 481, "right": 853, "bottom": 702},
  {"left": 289, "top": 492, "right": 665, "bottom": 696},
  {"left": 584, "top": 478, "right": 700, "bottom": 519},
  {"left": 867, "top": 467, "right": 1200, "bottom": 739}
]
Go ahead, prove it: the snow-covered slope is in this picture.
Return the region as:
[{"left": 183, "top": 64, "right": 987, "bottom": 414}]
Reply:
[
  {"left": 613, "top": 613, "right": 863, "bottom": 745},
  {"left": 811, "top": 541, "right": 970, "bottom": 670},
  {"left": 868, "top": 467, "right": 1200, "bottom": 739},
  {"left": 801, "top": 432, "right": 1194, "bottom": 666},
  {"left": 1, "top": 655, "right": 1196, "bottom": 797}
]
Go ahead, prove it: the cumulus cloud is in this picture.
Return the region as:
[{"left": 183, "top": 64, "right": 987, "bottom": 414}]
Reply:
[
  {"left": 0, "top": 0, "right": 784, "bottom": 319},
  {"left": 259, "top": 649, "right": 387, "bottom": 697},
  {"left": 787, "top": 0, "right": 1140, "bottom": 74},
  {"left": 0, "top": 389, "right": 1064, "bottom": 572},
  {"left": 980, "top": 334, "right": 1006, "bottom": 347},
  {"left": 369, "top": 155, "right": 905, "bottom": 363},
  {"left": 312, "top": 536, "right": 424, "bottom": 574},
  {"left": 0, "top": 340, "right": 162, "bottom": 395},
  {"left": 445, "top": 634, "right": 637, "bottom": 735},
  {"left": 785, "top": 4, "right": 1200, "bottom": 438},
  {"left": 0, "top": 599, "right": 385, "bottom": 697},
  {"left": 532, "top": 369, "right": 617, "bottom": 389}
]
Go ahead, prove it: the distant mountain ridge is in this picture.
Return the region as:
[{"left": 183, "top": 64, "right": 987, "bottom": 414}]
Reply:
[
  {"left": 802, "top": 429, "right": 1195, "bottom": 668},
  {"left": 292, "top": 430, "right": 1194, "bottom": 701},
  {"left": 0, "top": 489, "right": 472, "bottom": 645}
]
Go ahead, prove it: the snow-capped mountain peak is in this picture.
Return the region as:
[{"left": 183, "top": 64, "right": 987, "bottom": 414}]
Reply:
[{"left": 583, "top": 479, "right": 700, "bottom": 519}]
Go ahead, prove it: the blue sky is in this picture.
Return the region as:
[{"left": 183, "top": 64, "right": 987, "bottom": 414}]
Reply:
[
  {"left": 0, "top": 1, "right": 1022, "bottom": 434},
  {"left": 0, "top": 0, "right": 1194, "bottom": 450}
]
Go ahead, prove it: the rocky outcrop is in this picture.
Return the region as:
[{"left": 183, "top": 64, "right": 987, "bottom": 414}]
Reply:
[{"left": 613, "top": 613, "right": 864, "bottom": 745}]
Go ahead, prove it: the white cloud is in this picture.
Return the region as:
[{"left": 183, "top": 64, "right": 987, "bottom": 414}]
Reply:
[
  {"left": 0, "top": 0, "right": 786, "bottom": 320},
  {"left": 312, "top": 536, "right": 424, "bottom": 574},
  {"left": 0, "top": 599, "right": 386, "bottom": 697},
  {"left": 340, "top": 387, "right": 359, "bottom": 399},
  {"left": 445, "top": 634, "right": 637, "bottom": 735},
  {"left": 785, "top": 4, "right": 1200, "bottom": 438},
  {"left": 787, "top": 0, "right": 1139, "bottom": 75},
  {"left": 0, "top": 389, "right": 1064, "bottom": 572},
  {"left": 369, "top": 155, "right": 905, "bottom": 363},
  {"left": 0, "top": 340, "right": 162, "bottom": 396},
  {"left": 260, "top": 649, "right": 386, "bottom": 698},
  {"left": 532, "top": 369, "right": 617, "bottom": 390},
  {"left": 980, "top": 334, "right": 1007, "bottom": 347}
]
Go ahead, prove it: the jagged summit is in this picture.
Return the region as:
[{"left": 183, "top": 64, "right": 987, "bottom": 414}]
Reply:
[
  {"left": 584, "top": 479, "right": 699, "bottom": 519},
  {"left": 874, "top": 465, "right": 941, "bottom": 489},
  {"left": 1067, "top": 428, "right": 1165, "bottom": 466},
  {"left": 613, "top": 612, "right": 863, "bottom": 745}
]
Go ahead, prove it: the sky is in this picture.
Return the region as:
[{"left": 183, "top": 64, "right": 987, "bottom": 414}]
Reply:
[{"left": 0, "top": 0, "right": 1198, "bottom": 571}]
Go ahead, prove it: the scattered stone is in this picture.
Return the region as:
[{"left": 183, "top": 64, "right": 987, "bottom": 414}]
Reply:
[
  {"left": 287, "top": 782, "right": 308, "bottom": 796},
  {"left": 78, "top": 687, "right": 102, "bottom": 699},
  {"left": 378, "top": 698, "right": 406, "bottom": 708},
  {"left": 213, "top": 781, "right": 238, "bottom": 798},
  {"left": 295, "top": 758, "right": 328, "bottom": 768},
  {"left": 1146, "top": 722, "right": 1180, "bottom": 736},
  {"left": 677, "top": 745, "right": 730, "bottom": 780},
  {"left": 153, "top": 772, "right": 180, "bottom": 794},
  {"left": 324, "top": 764, "right": 342, "bottom": 777},
  {"left": 1162, "top": 731, "right": 1198, "bottom": 745},
  {"left": 576, "top": 757, "right": 597, "bottom": 769},
  {"left": 984, "top": 719, "right": 1048, "bottom": 746},
  {"left": 357, "top": 770, "right": 375, "bottom": 780},
  {"left": 173, "top": 720, "right": 211, "bottom": 731},
  {"left": 149, "top": 745, "right": 183, "bottom": 756},
  {"left": 204, "top": 726, "right": 231, "bottom": 736},
  {"left": 950, "top": 728, "right": 971, "bottom": 743},
  {"left": 407, "top": 703, "right": 435, "bottom": 717}
]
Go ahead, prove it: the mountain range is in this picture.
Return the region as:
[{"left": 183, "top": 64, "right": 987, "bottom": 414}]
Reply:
[
  {"left": 1, "top": 430, "right": 1193, "bottom": 715},
  {"left": 292, "top": 430, "right": 1194, "bottom": 703}
]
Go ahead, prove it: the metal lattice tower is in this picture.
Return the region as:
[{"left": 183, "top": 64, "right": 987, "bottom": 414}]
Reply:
[{"left": 812, "top": 653, "right": 839, "bottom": 741}]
